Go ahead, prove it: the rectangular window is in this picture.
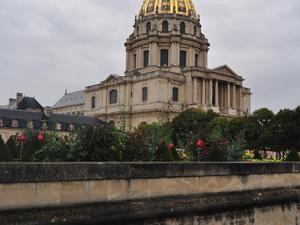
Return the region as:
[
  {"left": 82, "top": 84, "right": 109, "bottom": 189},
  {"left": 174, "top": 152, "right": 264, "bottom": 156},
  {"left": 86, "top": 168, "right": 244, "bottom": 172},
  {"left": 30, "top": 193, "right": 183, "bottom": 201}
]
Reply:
[
  {"left": 143, "top": 50, "right": 149, "bottom": 67},
  {"left": 134, "top": 54, "right": 137, "bottom": 69},
  {"left": 142, "top": 87, "right": 148, "bottom": 102},
  {"left": 172, "top": 87, "right": 179, "bottom": 102},
  {"left": 180, "top": 50, "right": 187, "bottom": 67},
  {"left": 160, "top": 49, "right": 169, "bottom": 67},
  {"left": 91, "top": 96, "right": 96, "bottom": 109},
  {"left": 195, "top": 54, "right": 199, "bottom": 66}
]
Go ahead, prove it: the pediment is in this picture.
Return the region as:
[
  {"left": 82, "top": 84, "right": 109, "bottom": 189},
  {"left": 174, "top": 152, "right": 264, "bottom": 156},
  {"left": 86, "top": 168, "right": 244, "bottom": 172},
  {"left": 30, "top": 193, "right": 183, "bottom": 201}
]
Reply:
[
  {"left": 101, "top": 74, "right": 123, "bottom": 85},
  {"left": 211, "top": 65, "right": 239, "bottom": 77}
]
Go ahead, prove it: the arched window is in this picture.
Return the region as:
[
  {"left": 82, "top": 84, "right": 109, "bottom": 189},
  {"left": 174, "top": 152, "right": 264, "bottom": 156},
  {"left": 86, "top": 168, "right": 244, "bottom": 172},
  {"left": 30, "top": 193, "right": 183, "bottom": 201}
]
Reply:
[
  {"left": 193, "top": 26, "right": 197, "bottom": 36},
  {"left": 180, "top": 50, "right": 187, "bottom": 67},
  {"left": 146, "top": 22, "right": 151, "bottom": 33},
  {"left": 162, "top": 20, "right": 169, "bottom": 33},
  {"left": 142, "top": 87, "right": 148, "bottom": 102},
  {"left": 109, "top": 89, "right": 118, "bottom": 104},
  {"left": 160, "top": 49, "right": 169, "bottom": 67},
  {"left": 180, "top": 22, "right": 186, "bottom": 34},
  {"left": 136, "top": 26, "right": 139, "bottom": 35}
]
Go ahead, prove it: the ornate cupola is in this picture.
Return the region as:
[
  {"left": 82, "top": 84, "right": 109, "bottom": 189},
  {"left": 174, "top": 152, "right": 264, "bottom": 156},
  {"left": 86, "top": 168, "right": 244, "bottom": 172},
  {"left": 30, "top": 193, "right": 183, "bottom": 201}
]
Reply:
[{"left": 125, "top": 0, "right": 210, "bottom": 75}]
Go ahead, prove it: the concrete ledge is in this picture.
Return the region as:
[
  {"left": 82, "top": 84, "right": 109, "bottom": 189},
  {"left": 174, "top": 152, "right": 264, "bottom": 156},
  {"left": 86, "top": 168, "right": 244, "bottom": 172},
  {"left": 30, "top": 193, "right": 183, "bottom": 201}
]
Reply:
[
  {"left": 1, "top": 162, "right": 300, "bottom": 183},
  {"left": 0, "top": 187, "right": 299, "bottom": 225}
]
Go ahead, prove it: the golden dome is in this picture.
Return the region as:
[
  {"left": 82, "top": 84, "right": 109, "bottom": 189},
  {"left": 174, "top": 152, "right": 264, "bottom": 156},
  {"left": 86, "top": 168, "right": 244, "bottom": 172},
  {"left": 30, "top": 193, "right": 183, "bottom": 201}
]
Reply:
[{"left": 140, "top": 0, "right": 197, "bottom": 18}]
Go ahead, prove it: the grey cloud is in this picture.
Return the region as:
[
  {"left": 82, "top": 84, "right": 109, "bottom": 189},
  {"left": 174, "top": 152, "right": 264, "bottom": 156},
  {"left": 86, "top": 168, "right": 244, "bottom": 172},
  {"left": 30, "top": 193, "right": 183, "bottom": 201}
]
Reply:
[{"left": 0, "top": 0, "right": 299, "bottom": 112}]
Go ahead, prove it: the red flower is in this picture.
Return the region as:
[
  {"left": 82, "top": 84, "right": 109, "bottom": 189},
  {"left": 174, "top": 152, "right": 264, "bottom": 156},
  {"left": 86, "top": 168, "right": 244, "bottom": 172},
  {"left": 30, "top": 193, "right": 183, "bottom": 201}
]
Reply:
[
  {"left": 159, "top": 139, "right": 166, "bottom": 145},
  {"left": 196, "top": 139, "right": 205, "bottom": 148},
  {"left": 168, "top": 144, "right": 175, "bottom": 151},
  {"left": 18, "top": 133, "right": 26, "bottom": 142},
  {"left": 37, "top": 132, "right": 44, "bottom": 142}
]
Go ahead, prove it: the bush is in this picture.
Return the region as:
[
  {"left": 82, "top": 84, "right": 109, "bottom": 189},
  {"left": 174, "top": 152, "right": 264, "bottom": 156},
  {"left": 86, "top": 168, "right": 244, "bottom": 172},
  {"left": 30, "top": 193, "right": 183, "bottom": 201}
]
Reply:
[
  {"left": 21, "top": 131, "right": 44, "bottom": 162},
  {"left": 205, "top": 127, "right": 227, "bottom": 162},
  {"left": 68, "top": 123, "right": 127, "bottom": 161},
  {"left": 34, "top": 135, "right": 69, "bottom": 162},
  {"left": 155, "top": 140, "right": 174, "bottom": 161},
  {"left": 227, "top": 131, "right": 246, "bottom": 161},
  {"left": 286, "top": 149, "right": 300, "bottom": 162},
  {"left": 0, "top": 135, "right": 12, "bottom": 162}
]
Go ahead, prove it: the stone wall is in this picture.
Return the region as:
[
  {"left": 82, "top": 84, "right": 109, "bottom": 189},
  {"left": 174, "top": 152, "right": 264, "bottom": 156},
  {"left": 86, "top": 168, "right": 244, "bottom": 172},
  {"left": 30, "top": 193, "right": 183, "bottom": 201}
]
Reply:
[{"left": 0, "top": 163, "right": 299, "bottom": 225}]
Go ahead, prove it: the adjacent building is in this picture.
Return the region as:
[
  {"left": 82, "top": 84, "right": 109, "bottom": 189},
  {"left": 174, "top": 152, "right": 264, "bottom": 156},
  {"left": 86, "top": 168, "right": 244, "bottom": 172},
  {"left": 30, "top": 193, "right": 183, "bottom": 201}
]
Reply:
[
  {"left": 52, "top": 90, "right": 84, "bottom": 115},
  {"left": 54, "top": 0, "right": 252, "bottom": 130},
  {"left": 0, "top": 93, "right": 100, "bottom": 142}
]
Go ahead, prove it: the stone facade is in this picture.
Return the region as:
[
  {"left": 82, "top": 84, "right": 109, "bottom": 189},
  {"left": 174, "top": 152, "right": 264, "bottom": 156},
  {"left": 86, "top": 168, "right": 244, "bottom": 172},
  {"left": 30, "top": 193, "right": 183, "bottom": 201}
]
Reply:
[
  {"left": 0, "top": 163, "right": 299, "bottom": 225},
  {"left": 54, "top": 0, "right": 252, "bottom": 130}
]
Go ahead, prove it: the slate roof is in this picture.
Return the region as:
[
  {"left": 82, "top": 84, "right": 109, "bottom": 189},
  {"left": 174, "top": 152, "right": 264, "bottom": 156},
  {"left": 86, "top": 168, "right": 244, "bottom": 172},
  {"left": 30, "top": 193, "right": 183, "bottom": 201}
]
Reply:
[
  {"left": 52, "top": 91, "right": 84, "bottom": 109},
  {"left": 0, "top": 108, "right": 102, "bottom": 131},
  {"left": 17, "top": 97, "right": 44, "bottom": 111}
]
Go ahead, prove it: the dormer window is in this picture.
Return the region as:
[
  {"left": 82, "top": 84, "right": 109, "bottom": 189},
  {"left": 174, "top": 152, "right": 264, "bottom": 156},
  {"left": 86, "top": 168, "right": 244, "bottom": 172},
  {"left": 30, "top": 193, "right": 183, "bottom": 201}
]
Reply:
[
  {"left": 27, "top": 121, "right": 33, "bottom": 129},
  {"left": 56, "top": 123, "right": 62, "bottom": 131},
  {"left": 69, "top": 124, "right": 75, "bottom": 131},
  {"left": 41, "top": 121, "right": 48, "bottom": 130},
  {"left": 12, "top": 120, "right": 18, "bottom": 128}
]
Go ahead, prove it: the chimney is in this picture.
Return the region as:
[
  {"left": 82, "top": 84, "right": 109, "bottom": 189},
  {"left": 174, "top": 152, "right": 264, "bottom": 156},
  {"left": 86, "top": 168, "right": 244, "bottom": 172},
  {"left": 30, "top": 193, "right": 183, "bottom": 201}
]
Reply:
[
  {"left": 8, "top": 98, "right": 16, "bottom": 107},
  {"left": 65, "top": 89, "right": 68, "bottom": 95},
  {"left": 16, "top": 93, "right": 23, "bottom": 104}
]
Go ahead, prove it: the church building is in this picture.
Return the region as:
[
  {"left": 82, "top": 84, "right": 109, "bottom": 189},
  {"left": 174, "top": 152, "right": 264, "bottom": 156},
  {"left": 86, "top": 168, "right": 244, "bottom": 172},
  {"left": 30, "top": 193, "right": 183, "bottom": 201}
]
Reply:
[{"left": 53, "top": 0, "right": 251, "bottom": 130}]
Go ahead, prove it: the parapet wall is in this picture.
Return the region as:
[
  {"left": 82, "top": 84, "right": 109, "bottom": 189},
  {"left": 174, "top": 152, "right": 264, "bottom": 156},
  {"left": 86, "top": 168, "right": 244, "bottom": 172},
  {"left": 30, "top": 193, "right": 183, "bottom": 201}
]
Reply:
[{"left": 0, "top": 163, "right": 300, "bottom": 225}]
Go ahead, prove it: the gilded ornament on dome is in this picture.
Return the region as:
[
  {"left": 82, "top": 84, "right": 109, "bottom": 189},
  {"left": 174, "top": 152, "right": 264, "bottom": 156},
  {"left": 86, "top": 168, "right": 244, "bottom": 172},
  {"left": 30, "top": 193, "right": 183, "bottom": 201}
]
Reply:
[
  {"left": 161, "top": 0, "right": 171, "bottom": 12},
  {"left": 177, "top": 0, "right": 187, "bottom": 13},
  {"left": 147, "top": 0, "right": 155, "bottom": 13}
]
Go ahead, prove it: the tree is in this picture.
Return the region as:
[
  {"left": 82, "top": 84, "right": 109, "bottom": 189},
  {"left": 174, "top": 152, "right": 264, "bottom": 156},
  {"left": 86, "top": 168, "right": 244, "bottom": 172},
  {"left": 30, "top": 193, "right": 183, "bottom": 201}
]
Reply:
[
  {"left": 270, "top": 109, "right": 297, "bottom": 154},
  {"left": 246, "top": 108, "right": 274, "bottom": 152},
  {"left": 172, "top": 109, "right": 217, "bottom": 146},
  {"left": 6, "top": 135, "right": 19, "bottom": 160},
  {"left": 0, "top": 135, "right": 12, "bottom": 162},
  {"left": 286, "top": 149, "right": 300, "bottom": 162}
]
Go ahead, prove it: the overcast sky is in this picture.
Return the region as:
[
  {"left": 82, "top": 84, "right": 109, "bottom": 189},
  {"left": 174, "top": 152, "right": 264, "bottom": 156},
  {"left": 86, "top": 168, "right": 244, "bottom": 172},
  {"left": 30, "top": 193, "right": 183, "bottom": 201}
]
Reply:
[{"left": 0, "top": 0, "right": 299, "bottom": 112}]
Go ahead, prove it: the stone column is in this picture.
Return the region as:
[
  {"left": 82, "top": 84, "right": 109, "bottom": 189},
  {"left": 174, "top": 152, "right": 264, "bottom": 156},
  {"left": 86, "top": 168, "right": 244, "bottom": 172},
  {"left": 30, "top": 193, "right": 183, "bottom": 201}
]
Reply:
[
  {"left": 232, "top": 84, "right": 236, "bottom": 109},
  {"left": 215, "top": 80, "right": 219, "bottom": 106},
  {"left": 227, "top": 82, "right": 231, "bottom": 109},
  {"left": 136, "top": 47, "right": 142, "bottom": 69},
  {"left": 150, "top": 42, "right": 158, "bottom": 66},
  {"left": 193, "top": 78, "right": 197, "bottom": 104},
  {"left": 171, "top": 42, "right": 177, "bottom": 66},
  {"left": 202, "top": 78, "right": 206, "bottom": 105},
  {"left": 188, "top": 47, "right": 194, "bottom": 67},
  {"left": 209, "top": 79, "right": 213, "bottom": 105}
]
